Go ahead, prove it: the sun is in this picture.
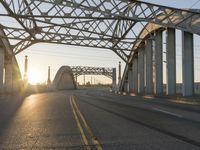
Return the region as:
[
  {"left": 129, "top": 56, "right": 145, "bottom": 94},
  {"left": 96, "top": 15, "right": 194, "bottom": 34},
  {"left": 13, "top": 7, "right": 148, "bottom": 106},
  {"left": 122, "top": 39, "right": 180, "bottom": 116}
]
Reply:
[{"left": 27, "top": 69, "right": 42, "bottom": 84}]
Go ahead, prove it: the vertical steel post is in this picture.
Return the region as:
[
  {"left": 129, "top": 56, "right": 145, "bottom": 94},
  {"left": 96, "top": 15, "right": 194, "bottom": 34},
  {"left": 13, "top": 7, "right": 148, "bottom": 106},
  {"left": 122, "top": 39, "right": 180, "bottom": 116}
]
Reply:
[{"left": 24, "top": 55, "right": 28, "bottom": 84}]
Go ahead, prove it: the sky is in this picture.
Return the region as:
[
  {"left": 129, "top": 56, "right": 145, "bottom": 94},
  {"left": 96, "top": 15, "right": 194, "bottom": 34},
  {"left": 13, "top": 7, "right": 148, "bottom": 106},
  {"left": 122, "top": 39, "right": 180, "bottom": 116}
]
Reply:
[
  {"left": 1, "top": 0, "right": 200, "bottom": 85},
  {"left": 16, "top": 44, "right": 119, "bottom": 84}
]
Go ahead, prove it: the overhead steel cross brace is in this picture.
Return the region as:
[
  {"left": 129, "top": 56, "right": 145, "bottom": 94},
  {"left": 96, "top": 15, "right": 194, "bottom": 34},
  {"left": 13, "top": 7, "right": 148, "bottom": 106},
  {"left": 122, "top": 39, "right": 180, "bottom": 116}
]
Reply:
[
  {"left": 0, "top": 0, "right": 199, "bottom": 63},
  {"left": 71, "top": 66, "right": 114, "bottom": 79}
]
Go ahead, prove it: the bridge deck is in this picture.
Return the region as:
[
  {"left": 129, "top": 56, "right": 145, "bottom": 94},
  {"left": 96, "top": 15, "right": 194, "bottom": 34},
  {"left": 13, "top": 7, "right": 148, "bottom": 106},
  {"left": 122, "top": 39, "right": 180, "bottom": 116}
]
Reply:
[{"left": 0, "top": 89, "right": 199, "bottom": 149}]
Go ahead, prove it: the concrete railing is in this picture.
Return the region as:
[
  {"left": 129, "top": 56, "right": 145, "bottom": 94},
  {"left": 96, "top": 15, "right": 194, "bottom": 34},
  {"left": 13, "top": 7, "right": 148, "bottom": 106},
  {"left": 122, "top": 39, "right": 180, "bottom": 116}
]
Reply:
[{"left": 163, "top": 83, "right": 200, "bottom": 95}]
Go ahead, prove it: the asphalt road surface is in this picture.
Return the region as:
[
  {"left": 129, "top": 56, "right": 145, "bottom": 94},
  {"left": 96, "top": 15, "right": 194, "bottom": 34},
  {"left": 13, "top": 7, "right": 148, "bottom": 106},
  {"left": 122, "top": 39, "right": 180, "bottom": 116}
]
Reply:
[{"left": 0, "top": 88, "right": 200, "bottom": 150}]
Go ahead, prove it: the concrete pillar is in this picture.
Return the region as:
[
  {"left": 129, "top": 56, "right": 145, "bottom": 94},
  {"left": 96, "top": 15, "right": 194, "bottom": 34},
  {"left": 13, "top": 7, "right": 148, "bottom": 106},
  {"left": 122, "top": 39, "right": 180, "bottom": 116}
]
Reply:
[
  {"left": 132, "top": 58, "right": 138, "bottom": 94},
  {"left": 112, "top": 68, "right": 117, "bottom": 90},
  {"left": 118, "top": 61, "right": 121, "bottom": 85},
  {"left": 24, "top": 55, "right": 28, "bottom": 84},
  {"left": 124, "top": 81, "right": 128, "bottom": 92},
  {"left": 154, "top": 31, "right": 163, "bottom": 95},
  {"left": 4, "top": 58, "right": 13, "bottom": 92},
  {"left": 47, "top": 66, "right": 51, "bottom": 85},
  {"left": 138, "top": 45, "right": 145, "bottom": 94},
  {"left": 0, "top": 46, "right": 4, "bottom": 92},
  {"left": 182, "top": 31, "right": 194, "bottom": 96},
  {"left": 145, "top": 39, "right": 153, "bottom": 94},
  {"left": 128, "top": 69, "right": 133, "bottom": 92},
  {"left": 12, "top": 57, "right": 23, "bottom": 93},
  {"left": 166, "top": 28, "right": 176, "bottom": 95}
]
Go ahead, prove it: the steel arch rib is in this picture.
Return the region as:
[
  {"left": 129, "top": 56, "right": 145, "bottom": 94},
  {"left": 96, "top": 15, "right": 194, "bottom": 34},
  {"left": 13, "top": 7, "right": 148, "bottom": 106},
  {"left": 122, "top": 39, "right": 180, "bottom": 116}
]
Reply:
[
  {"left": 71, "top": 66, "right": 113, "bottom": 79},
  {"left": 0, "top": 0, "right": 200, "bottom": 62}
]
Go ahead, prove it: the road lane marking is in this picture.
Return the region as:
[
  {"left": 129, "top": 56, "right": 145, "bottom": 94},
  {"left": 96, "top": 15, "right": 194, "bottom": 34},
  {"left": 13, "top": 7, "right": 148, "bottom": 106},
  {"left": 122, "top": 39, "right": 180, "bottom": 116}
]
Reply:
[
  {"left": 72, "top": 96, "right": 103, "bottom": 150},
  {"left": 153, "top": 108, "right": 183, "bottom": 118},
  {"left": 71, "top": 96, "right": 103, "bottom": 150},
  {"left": 70, "top": 96, "right": 91, "bottom": 150}
]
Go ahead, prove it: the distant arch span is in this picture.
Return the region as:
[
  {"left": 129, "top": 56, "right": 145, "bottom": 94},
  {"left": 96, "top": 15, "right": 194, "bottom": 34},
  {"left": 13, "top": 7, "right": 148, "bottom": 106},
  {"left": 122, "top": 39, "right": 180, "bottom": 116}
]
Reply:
[{"left": 52, "top": 66, "right": 76, "bottom": 90}]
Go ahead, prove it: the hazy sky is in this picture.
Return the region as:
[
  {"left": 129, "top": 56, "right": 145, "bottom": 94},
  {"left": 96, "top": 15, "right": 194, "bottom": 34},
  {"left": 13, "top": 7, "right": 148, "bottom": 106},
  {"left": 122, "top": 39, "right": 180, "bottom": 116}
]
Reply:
[{"left": 3, "top": 0, "right": 200, "bottom": 84}]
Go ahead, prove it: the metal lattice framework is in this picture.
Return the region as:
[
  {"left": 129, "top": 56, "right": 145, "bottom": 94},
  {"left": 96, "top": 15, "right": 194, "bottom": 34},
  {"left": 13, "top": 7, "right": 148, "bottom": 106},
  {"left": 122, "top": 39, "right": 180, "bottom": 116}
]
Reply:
[
  {"left": 0, "top": 0, "right": 200, "bottom": 62},
  {"left": 71, "top": 66, "right": 114, "bottom": 79}
]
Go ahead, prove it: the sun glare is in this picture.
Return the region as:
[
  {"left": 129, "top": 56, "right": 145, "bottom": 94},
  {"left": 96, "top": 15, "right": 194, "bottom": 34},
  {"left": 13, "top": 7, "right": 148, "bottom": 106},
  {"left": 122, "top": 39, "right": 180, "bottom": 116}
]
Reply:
[{"left": 28, "top": 69, "right": 42, "bottom": 84}]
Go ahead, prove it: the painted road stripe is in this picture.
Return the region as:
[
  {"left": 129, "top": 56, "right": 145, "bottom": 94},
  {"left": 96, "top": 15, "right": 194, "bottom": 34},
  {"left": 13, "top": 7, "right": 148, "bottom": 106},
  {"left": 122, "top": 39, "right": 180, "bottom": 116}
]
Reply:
[
  {"left": 72, "top": 95, "right": 103, "bottom": 150},
  {"left": 153, "top": 108, "right": 183, "bottom": 118},
  {"left": 70, "top": 96, "right": 91, "bottom": 150}
]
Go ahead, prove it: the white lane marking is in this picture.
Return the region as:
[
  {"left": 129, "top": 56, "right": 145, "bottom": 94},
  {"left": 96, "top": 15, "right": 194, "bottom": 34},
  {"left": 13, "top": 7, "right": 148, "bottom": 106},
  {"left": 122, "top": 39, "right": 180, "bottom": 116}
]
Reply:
[{"left": 153, "top": 108, "right": 183, "bottom": 118}]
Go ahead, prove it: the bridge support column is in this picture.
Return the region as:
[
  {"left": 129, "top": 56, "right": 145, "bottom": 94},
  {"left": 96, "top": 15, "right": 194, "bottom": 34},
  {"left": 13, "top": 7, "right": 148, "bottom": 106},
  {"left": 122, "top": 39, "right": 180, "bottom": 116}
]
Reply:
[
  {"left": 182, "top": 31, "right": 194, "bottom": 96},
  {"left": 128, "top": 69, "right": 133, "bottom": 92},
  {"left": 154, "top": 31, "right": 163, "bottom": 95},
  {"left": 123, "top": 81, "right": 128, "bottom": 92},
  {"left": 145, "top": 39, "right": 153, "bottom": 94},
  {"left": 0, "top": 46, "right": 4, "bottom": 93},
  {"left": 138, "top": 45, "right": 145, "bottom": 94},
  {"left": 112, "top": 68, "right": 117, "bottom": 91},
  {"left": 4, "top": 57, "right": 13, "bottom": 93},
  {"left": 132, "top": 58, "right": 138, "bottom": 94},
  {"left": 166, "top": 28, "right": 176, "bottom": 95}
]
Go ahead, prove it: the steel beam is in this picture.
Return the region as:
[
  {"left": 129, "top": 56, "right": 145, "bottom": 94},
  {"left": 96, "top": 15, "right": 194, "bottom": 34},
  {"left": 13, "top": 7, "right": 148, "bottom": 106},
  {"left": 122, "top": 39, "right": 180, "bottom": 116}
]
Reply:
[
  {"left": 0, "top": 0, "right": 200, "bottom": 59},
  {"left": 71, "top": 66, "right": 113, "bottom": 79}
]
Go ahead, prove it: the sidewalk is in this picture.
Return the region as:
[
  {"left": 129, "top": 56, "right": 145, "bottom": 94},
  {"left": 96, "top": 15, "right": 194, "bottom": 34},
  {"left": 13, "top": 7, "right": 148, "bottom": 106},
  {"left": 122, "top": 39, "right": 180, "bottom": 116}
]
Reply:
[
  {"left": 113, "top": 91, "right": 200, "bottom": 105},
  {"left": 153, "top": 94, "right": 200, "bottom": 105}
]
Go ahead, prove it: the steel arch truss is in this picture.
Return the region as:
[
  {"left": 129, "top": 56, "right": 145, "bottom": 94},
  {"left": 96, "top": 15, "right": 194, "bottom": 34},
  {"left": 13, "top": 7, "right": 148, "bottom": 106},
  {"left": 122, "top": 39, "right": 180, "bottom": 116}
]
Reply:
[
  {"left": 71, "top": 66, "right": 113, "bottom": 79},
  {"left": 0, "top": 0, "right": 200, "bottom": 62}
]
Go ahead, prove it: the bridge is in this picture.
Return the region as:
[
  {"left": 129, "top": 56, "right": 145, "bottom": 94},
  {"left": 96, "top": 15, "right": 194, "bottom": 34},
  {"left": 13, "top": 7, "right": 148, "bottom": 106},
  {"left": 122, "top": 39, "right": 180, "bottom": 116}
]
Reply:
[
  {"left": 71, "top": 66, "right": 116, "bottom": 87},
  {"left": 51, "top": 66, "right": 116, "bottom": 90},
  {"left": 0, "top": 1, "right": 200, "bottom": 149},
  {"left": 0, "top": 0, "right": 199, "bottom": 96},
  {"left": 52, "top": 66, "right": 77, "bottom": 90}
]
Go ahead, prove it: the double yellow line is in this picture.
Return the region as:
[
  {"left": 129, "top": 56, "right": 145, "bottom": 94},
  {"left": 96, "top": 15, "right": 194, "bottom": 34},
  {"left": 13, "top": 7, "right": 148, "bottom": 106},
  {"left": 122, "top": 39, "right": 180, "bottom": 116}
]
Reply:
[{"left": 70, "top": 95, "right": 102, "bottom": 150}]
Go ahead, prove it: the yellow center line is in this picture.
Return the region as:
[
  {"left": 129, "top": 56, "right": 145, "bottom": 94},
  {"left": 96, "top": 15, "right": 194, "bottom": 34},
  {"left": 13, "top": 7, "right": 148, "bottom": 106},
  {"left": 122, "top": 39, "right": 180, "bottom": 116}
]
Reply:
[
  {"left": 71, "top": 95, "right": 103, "bottom": 150},
  {"left": 70, "top": 96, "right": 91, "bottom": 150}
]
